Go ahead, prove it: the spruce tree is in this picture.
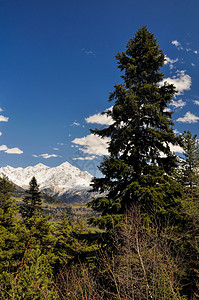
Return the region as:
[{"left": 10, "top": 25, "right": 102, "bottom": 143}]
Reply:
[
  {"left": 20, "top": 176, "right": 42, "bottom": 220},
  {"left": 89, "top": 26, "right": 181, "bottom": 228},
  {"left": 178, "top": 131, "right": 199, "bottom": 199},
  {"left": 20, "top": 176, "right": 55, "bottom": 256}
]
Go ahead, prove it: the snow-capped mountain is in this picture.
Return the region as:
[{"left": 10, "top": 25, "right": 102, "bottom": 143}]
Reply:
[{"left": 0, "top": 162, "right": 93, "bottom": 203}]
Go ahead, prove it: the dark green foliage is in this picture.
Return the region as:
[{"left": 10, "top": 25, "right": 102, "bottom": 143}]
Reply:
[
  {"left": 20, "top": 176, "right": 56, "bottom": 260},
  {"left": 178, "top": 131, "right": 199, "bottom": 198},
  {"left": 20, "top": 176, "right": 42, "bottom": 220},
  {"left": 1, "top": 249, "right": 57, "bottom": 299},
  {"left": 54, "top": 212, "right": 95, "bottom": 269},
  {"left": 0, "top": 175, "right": 27, "bottom": 290},
  {"left": 174, "top": 131, "right": 199, "bottom": 299},
  {"left": 89, "top": 26, "right": 181, "bottom": 227},
  {"left": 0, "top": 174, "right": 15, "bottom": 228}
]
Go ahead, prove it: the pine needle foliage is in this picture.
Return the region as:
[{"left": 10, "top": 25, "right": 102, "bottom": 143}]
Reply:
[
  {"left": 20, "top": 176, "right": 42, "bottom": 220},
  {"left": 89, "top": 26, "right": 182, "bottom": 228}
]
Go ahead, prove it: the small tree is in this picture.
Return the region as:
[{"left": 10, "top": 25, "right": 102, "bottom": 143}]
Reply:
[
  {"left": 20, "top": 176, "right": 42, "bottom": 220},
  {"left": 20, "top": 176, "right": 55, "bottom": 257}
]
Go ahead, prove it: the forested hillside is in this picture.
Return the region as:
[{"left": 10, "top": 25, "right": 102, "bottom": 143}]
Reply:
[{"left": 0, "top": 27, "right": 199, "bottom": 300}]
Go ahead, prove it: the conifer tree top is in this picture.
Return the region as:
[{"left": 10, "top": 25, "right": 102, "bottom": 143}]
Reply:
[{"left": 116, "top": 26, "right": 165, "bottom": 87}]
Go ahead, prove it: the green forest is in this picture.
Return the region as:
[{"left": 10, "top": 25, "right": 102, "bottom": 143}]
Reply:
[{"left": 0, "top": 26, "right": 199, "bottom": 299}]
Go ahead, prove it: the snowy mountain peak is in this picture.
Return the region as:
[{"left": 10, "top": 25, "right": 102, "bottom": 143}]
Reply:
[
  {"left": 35, "top": 163, "right": 49, "bottom": 168},
  {"left": 0, "top": 161, "right": 93, "bottom": 197}
]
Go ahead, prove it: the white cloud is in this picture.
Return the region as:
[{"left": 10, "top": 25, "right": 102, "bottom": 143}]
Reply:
[
  {"left": 0, "top": 144, "right": 23, "bottom": 154},
  {"left": 172, "top": 40, "right": 183, "bottom": 49},
  {"left": 41, "top": 154, "right": 58, "bottom": 159},
  {"left": 194, "top": 50, "right": 198, "bottom": 54},
  {"left": 164, "top": 107, "right": 171, "bottom": 112},
  {"left": 0, "top": 145, "right": 8, "bottom": 151},
  {"left": 0, "top": 132, "right": 2, "bottom": 136},
  {"left": 170, "top": 99, "right": 186, "bottom": 108},
  {"left": 72, "top": 122, "right": 80, "bottom": 126},
  {"left": 177, "top": 111, "right": 199, "bottom": 123},
  {"left": 33, "top": 153, "right": 59, "bottom": 159},
  {"left": 0, "top": 115, "right": 9, "bottom": 122},
  {"left": 164, "top": 55, "right": 178, "bottom": 69},
  {"left": 174, "top": 129, "right": 180, "bottom": 135},
  {"left": 5, "top": 147, "right": 23, "bottom": 154},
  {"left": 194, "top": 100, "right": 199, "bottom": 105},
  {"left": 0, "top": 108, "right": 3, "bottom": 112},
  {"left": 160, "top": 70, "right": 191, "bottom": 95},
  {"left": 169, "top": 144, "right": 184, "bottom": 153},
  {"left": 191, "top": 63, "right": 195, "bottom": 67},
  {"left": 73, "top": 155, "right": 98, "bottom": 161},
  {"left": 72, "top": 134, "right": 110, "bottom": 156},
  {"left": 85, "top": 107, "right": 114, "bottom": 125},
  {"left": 53, "top": 148, "right": 59, "bottom": 151},
  {"left": 172, "top": 40, "right": 180, "bottom": 47}
]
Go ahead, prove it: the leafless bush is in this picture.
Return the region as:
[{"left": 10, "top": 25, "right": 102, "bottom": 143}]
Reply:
[
  {"left": 55, "top": 263, "right": 103, "bottom": 300},
  {"left": 97, "top": 207, "right": 183, "bottom": 299},
  {"left": 54, "top": 206, "right": 185, "bottom": 299}
]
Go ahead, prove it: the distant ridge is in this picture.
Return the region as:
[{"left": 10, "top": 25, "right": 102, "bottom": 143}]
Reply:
[{"left": 0, "top": 162, "right": 93, "bottom": 203}]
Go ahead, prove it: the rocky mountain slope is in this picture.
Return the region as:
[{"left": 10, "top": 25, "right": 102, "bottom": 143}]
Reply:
[{"left": 0, "top": 162, "right": 94, "bottom": 203}]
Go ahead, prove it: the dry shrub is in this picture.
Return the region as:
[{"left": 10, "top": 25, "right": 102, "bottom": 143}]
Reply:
[
  {"left": 97, "top": 207, "right": 184, "bottom": 299},
  {"left": 55, "top": 263, "right": 103, "bottom": 300},
  {"left": 54, "top": 206, "right": 185, "bottom": 300}
]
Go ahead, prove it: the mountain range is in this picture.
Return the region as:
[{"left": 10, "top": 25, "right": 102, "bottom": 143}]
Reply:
[{"left": 0, "top": 162, "right": 94, "bottom": 203}]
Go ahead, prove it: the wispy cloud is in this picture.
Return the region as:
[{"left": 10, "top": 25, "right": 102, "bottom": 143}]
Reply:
[
  {"left": 57, "top": 142, "right": 65, "bottom": 146},
  {"left": 71, "top": 121, "right": 80, "bottom": 126},
  {"left": 172, "top": 40, "right": 198, "bottom": 54},
  {"left": 81, "top": 48, "right": 96, "bottom": 57},
  {"left": 164, "top": 55, "right": 178, "bottom": 69},
  {"left": 172, "top": 40, "right": 183, "bottom": 50},
  {"left": 174, "top": 129, "right": 180, "bottom": 135},
  {"left": 85, "top": 107, "right": 113, "bottom": 125},
  {"left": 0, "top": 144, "right": 23, "bottom": 154},
  {"left": 186, "top": 48, "right": 198, "bottom": 54},
  {"left": 194, "top": 100, "right": 199, "bottom": 105},
  {"left": 177, "top": 111, "right": 199, "bottom": 123},
  {"left": 72, "top": 134, "right": 110, "bottom": 156},
  {"left": 160, "top": 70, "right": 191, "bottom": 95},
  {"left": 33, "top": 153, "right": 59, "bottom": 159},
  {"left": 73, "top": 155, "right": 98, "bottom": 161},
  {"left": 53, "top": 148, "right": 59, "bottom": 151},
  {"left": 170, "top": 99, "right": 186, "bottom": 108}
]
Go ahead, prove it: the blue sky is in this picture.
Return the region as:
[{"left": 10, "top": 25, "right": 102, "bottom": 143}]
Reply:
[{"left": 0, "top": 0, "right": 199, "bottom": 177}]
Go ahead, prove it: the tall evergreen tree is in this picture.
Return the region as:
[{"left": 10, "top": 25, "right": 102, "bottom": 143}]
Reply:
[
  {"left": 20, "top": 176, "right": 42, "bottom": 220},
  {"left": 89, "top": 26, "right": 181, "bottom": 228},
  {"left": 178, "top": 130, "right": 199, "bottom": 199}
]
